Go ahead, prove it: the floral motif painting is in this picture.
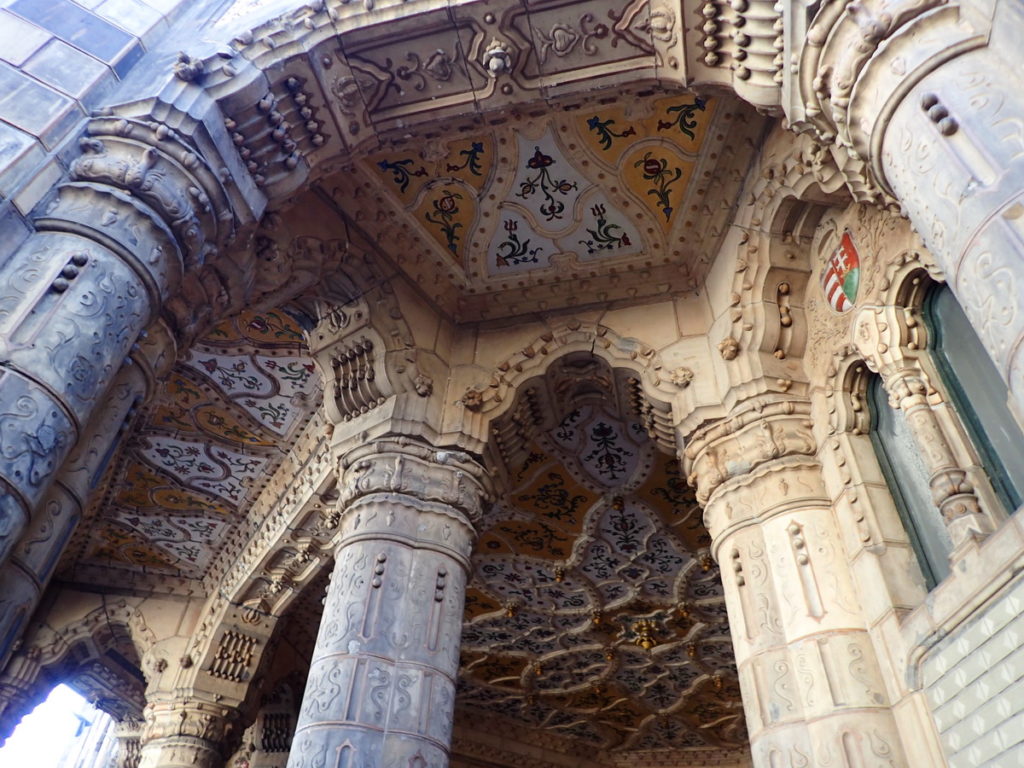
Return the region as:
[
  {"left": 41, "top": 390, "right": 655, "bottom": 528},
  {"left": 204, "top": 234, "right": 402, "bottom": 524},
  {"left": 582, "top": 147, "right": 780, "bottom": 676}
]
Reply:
[{"left": 464, "top": 403, "right": 740, "bottom": 751}]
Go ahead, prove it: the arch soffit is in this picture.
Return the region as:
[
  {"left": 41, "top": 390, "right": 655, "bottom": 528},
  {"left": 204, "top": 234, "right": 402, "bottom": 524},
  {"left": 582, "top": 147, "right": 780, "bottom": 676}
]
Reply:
[{"left": 20, "top": 599, "right": 156, "bottom": 670}]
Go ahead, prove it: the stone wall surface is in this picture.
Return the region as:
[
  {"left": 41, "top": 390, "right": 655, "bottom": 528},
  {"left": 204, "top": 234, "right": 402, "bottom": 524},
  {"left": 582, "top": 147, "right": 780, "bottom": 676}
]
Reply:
[{"left": 923, "top": 574, "right": 1024, "bottom": 767}]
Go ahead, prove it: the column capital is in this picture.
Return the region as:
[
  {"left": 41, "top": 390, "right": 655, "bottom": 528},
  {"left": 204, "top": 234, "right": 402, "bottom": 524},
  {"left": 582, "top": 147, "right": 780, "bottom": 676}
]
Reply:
[
  {"left": 683, "top": 399, "right": 818, "bottom": 508},
  {"left": 66, "top": 116, "right": 236, "bottom": 269},
  {"left": 138, "top": 697, "right": 238, "bottom": 768},
  {"left": 339, "top": 438, "right": 492, "bottom": 529}
]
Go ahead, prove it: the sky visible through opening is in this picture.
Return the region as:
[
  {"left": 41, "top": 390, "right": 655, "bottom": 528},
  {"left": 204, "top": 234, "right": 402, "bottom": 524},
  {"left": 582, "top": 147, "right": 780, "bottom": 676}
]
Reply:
[{"left": 0, "top": 684, "right": 111, "bottom": 767}]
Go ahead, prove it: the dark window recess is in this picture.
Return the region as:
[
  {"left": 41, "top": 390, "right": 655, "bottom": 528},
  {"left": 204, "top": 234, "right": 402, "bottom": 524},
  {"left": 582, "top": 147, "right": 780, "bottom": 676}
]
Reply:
[
  {"left": 927, "top": 285, "right": 1024, "bottom": 515},
  {"left": 869, "top": 375, "right": 952, "bottom": 589}
]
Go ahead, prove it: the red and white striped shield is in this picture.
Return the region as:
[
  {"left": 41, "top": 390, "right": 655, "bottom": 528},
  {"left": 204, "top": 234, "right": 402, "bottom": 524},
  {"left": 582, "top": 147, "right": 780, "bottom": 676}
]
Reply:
[{"left": 821, "top": 230, "right": 860, "bottom": 313}]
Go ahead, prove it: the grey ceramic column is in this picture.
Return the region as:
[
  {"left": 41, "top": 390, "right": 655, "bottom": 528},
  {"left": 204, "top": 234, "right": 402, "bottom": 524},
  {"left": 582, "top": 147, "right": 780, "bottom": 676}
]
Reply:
[
  {"left": 288, "top": 439, "right": 488, "bottom": 768},
  {"left": 0, "top": 116, "right": 233, "bottom": 564},
  {"left": 0, "top": 359, "right": 151, "bottom": 668}
]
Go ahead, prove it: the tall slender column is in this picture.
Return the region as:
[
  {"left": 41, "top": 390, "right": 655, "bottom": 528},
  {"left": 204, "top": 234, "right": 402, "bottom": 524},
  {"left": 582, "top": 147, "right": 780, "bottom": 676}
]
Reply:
[
  {"left": 0, "top": 116, "right": 233, "bottom": 564},
  {"left": 287, "top": 439, "right": 488, "bottom": 768},
  {"left": 685, "top": 399, "right": 910, "bottom": 767},
  {"left": 885, "top": 367, "right": 988, "bottom": 550}
]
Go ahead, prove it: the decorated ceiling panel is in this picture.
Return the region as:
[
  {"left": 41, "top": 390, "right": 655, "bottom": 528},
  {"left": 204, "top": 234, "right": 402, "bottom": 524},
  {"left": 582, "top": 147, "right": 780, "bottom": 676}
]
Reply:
[
  {"left": 66, "top": 309, "right": 321, "bottom": 582},
  {"left": 458, "top": 395, "right": 745, "bottom": 759},
  {"left": 328, "top": 91, "right": 760, "bottom": 320}
]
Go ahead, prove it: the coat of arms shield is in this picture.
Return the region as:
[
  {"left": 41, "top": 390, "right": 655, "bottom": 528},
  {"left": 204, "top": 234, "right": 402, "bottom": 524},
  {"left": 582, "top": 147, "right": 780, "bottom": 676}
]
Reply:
[{"left": 822, "top": 230, "right": 860, "bottom": 313}]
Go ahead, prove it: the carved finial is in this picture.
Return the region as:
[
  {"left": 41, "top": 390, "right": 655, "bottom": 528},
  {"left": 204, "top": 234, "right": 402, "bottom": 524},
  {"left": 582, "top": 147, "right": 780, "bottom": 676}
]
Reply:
[
  {"left": 483, "top": 39, "right": 512, "bottom": 77},
  {"left": 173, "top": 52, "right": 205, "bottom": 83}
]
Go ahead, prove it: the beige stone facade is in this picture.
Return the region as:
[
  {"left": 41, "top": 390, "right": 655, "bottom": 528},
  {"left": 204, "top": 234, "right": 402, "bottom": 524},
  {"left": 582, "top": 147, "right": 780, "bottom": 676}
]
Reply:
[{"left": 0, "top": 0, "right": 1023, "bottom": 766}]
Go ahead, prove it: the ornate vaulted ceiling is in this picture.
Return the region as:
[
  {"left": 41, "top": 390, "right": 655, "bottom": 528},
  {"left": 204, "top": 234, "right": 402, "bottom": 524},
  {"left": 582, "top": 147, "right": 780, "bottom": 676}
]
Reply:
[
  {"left": 321, "top": 90, "right": 763, "bottom": 321},
  {"left": 61, "top": 309, "right": 322, "bottom": 585},
  {"left": 451, "top": 356, "right": 745, "bottom": 761}
]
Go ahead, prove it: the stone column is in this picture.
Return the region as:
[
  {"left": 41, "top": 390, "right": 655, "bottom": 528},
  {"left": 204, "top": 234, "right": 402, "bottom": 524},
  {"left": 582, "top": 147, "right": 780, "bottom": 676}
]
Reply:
[
  {"left": 884, "top": 367, "right": 989, "bottom": 551},
  {"left": 684, "top": 399, "right": 910, "bottom": 767},
  {"left": 833, "top": 0, "right": 1024, "bottom": 419},
  {"left": 138, "top": 698, "right": 237, "bottom": 768},
  {"left": 0, "top": 115, "right": 233, "bottom": 565},
  {"left": 287, "top": 439, "right": 488, "bottom": 768},
  {"left": 0, "top": 357, "right": 154, "bottom": 668}
]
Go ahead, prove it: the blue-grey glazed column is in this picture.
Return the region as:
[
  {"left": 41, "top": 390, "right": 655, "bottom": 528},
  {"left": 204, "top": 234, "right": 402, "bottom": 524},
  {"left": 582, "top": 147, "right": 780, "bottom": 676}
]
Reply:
[
  {"left": 0, "top": 359, "right": 151, "bottom": 670},
  {"left": 0, "top": 116, "right": 233, "bottom": 565},
  {"left": 288, "top": 439, "right": 488, "bottom": 768}
]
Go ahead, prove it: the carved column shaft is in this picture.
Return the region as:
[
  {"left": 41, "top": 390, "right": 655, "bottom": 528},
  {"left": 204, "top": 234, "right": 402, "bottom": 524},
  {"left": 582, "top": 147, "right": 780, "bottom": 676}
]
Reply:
[
  {"left": 686, "top": 401, "right": 909, "bottom": 767},
  {"left": 287, "top": 440, "right": 487, "bottom": 768},
  {"left": 0, "top": 228, "right": 158, "bottom": 564},
  {"left": 886, "top": 368, "right": 989, "bottom": 550},
  {"left": 875, "top": 25, "right": 1024, "bottom": 422},
  {"left": 0, "top": 116, "right": 232, "bottom": 567},
  {"left": 0, "top": 361, "right": 152, "bottom": 669}
]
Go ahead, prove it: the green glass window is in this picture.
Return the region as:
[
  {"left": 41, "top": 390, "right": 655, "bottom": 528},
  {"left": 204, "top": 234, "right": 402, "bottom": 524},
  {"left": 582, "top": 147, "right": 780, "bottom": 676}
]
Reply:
[
  {"left": 869, "top": 376, "right": 952, "bottom": 588},
  {"left": 927, "top": 285, "right": 1024, "bottom": 515}
]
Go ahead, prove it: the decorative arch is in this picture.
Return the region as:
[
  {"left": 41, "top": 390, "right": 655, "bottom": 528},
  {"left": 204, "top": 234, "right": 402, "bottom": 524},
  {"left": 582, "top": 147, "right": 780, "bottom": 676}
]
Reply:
[
  {"left": 458, "top": 321, "right": 690, "bottom": 467},
  {"left": 0, "top": 597, "right": 156, "bottom": 739}
]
